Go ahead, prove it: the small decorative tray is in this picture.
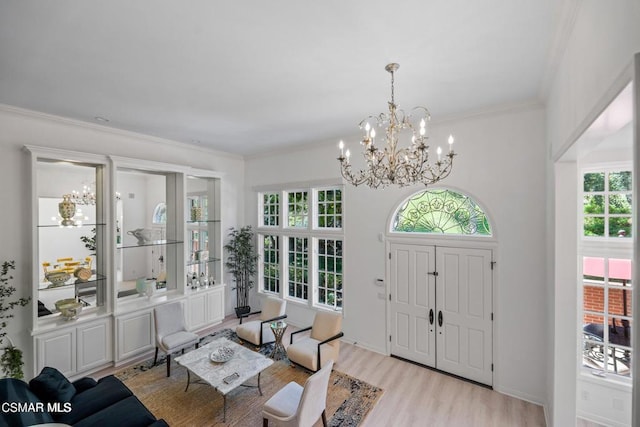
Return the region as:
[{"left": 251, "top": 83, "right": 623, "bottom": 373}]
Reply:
[{"left": 210, "top": 346, "right": 234, "bottom": 363}]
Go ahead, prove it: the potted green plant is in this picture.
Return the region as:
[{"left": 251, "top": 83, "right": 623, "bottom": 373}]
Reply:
[
  {"left": 224, "top": 226, "right": 259, "bottom": 318},
  {"left": 0, "top": 260, "right": 31, "bottom": 379},
  {"left": 0, "top": 338, "right": 25, "bottom": 379}
]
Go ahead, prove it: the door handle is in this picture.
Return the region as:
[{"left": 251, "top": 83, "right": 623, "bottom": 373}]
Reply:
[
  {"left": 438, "top": 310, "right": 443, "bottom": 327},
  {"left": 429, "top": 309, "right": 434, "bottom": 325}
]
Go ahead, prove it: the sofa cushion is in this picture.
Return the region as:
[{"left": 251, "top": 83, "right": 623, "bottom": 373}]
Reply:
[
  {"left": 72, "top": 395, "right": 159, "bottom": 427},
  {"left": 29, "top": 367, "right": 76, "bottom": 404},
  {"left": 0, "top": 378, "right": 55, "bottom": 427},
  {"left": 53, "top": 375, "right": 132, "bottom": 425},
  {"left": 72, "top": 376, "right": 98, "bottom": 393}
]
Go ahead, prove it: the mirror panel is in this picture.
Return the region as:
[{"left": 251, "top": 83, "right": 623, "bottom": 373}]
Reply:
[
  {"left": 116, "top": 168, "right": 179, "bottom": 298},
  {"left": 36, "top": 160, "right": 105, "bottom": 317}
]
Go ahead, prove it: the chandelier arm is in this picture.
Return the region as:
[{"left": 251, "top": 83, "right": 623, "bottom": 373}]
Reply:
[{"left": 338, "top": 159, "right": 370, "bottom": 187}]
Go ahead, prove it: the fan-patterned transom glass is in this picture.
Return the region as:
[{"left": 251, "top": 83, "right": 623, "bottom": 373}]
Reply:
[{"left": 393, "top": 189, "right": 491, "bottom": 235}]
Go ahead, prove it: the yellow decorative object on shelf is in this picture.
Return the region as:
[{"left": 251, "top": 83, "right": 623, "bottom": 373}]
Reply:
[{"left": 42, "top": 262, "right": 51, "bottom": 276}]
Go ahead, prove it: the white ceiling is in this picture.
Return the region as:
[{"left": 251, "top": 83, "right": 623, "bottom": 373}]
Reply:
[{"left": 0, "top": 0, "right": 566, "bottom": 156}]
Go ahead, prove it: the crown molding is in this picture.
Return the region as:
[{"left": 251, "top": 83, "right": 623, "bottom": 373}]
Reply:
[{"left": 0, "top": 103, "right": 243, "bottom": 161}]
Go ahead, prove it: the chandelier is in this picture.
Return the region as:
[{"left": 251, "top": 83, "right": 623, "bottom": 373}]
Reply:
[
  {"left": 70, "top": 185, "right": 96, "bottom": 205},
  {"left": 337, "top": 63, "right": 456, "bottom": 188},
  {"left": 70, "top": 184, "right": 121, "bottom": 205}
]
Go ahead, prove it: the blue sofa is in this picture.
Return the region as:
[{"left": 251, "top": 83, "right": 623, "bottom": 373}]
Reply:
[{"left": 0, "top": 367, "right": 168, "bottom": 427}]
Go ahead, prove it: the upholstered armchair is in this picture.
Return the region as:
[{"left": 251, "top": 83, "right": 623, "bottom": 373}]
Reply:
[
  {"left": 153, "top": 301, "right": 200, "bottom": 377},
  {"left": 236, "top": 297, "right": 287, "bottom": 347},
  {"left": 262, "top": 360, "right": 334, "bottom": 427},
  {"left": 287, "top": 311, "right": 343, "bottom": 372}
]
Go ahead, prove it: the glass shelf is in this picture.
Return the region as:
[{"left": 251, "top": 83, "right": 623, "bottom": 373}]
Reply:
[
  {"left": 186, "top": 257, "right": 221, "bottom": 266},
  {"left": 117, "top": 239, "right": 183, "bottom": 249},
  {"left": 39, "top": 274, "right": 106, "bottom": 291},
  {"left": 186, "top": 219, "right": 221, "bottom": 225},
  {"left": 38, "top": 222, "right": 107, "bottom": 228}
]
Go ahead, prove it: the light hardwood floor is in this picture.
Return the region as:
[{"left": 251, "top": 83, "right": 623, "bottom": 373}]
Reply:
[
  {"left": 99, "top": 314, "right": 548, "bottom": 426},
  {"left": 337, "top": 340, "right": 546, "bottom": 426}
]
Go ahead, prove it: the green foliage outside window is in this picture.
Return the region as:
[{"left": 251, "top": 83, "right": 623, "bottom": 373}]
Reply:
[
  {"left": 288, "top": 237, "right": 308, "bottom": 300},
  {"left": 583, "top": 170, "right": 632, "bottom": 238},
  {"left": 317, "top": 189, "right": 342, "bottom": 228},
  {"left": 287, "top": 191, "right": 308, "bottom": 228},
  {"left": 262, "top": 193, "right": 279, "bottom": 226},
  {"left": 317, "top": 239, "right": 342, "bottom": 309},
  {"left": 262, "top": 235, "right": 280, "bottom": 293}
]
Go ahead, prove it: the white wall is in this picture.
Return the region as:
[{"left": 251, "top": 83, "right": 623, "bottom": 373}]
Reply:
[
  {"left": 0, "top": 105, "right": 245, "bottom": 378},
  {"left": 547, "top": 1, "right": 640, "bottom": 159},
  {"left": 245, "top": 106, "right": 548, "bottom": 403},
  {"left": 545, "top": 2, "right": 640, "bottom": 425}
]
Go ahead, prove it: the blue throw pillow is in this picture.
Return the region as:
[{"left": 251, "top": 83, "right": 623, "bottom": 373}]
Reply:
[{"left": 29, "top": 367, "right": 76, "bottom": 404}]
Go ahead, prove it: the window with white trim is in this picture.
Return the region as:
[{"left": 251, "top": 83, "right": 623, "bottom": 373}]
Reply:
[
  {"left": 316, "top": 188, "right": 342, "bottom": 228},
  {"left": 583, "top": 169, "right": 632, "bottom": 238},
  {"left": 317, "top": 238, "right": 343, "bottom": 308},
  {"left": 580, "top": 165, "right": 633, "bottom": 380},
  {"left": 582, "top": 255, "right": 632, "bottom": 377},
  {"left": 262, "top": 235, "right": 280, "bottom": 293},
  {"left": 288, "top": 236, "right": 308, "bottom": 300},
  {"left": 257, "top": 185, "right": 344, "bottom": 311},
  {"left": 261, "top": 193, "right": 280, "bottom": 227},
  {"left": 287, "top": 190, "right": 308, "bottom": 228}
]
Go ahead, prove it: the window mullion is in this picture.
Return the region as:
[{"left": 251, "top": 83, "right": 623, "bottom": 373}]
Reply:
[{"left": 309, "top": 236, "right": 316, "bottom": 308}]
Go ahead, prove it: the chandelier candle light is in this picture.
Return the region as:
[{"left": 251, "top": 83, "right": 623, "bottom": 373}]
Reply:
[
  {"left": 337, "top": 63, "right": 456, "bottom": 188},
  {"left": 71, "top": 184, "right": 96, "bottom": 205}
]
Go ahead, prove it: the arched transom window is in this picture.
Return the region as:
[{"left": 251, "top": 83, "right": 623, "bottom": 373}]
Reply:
[{"left": 392, "top": 189, "right": 492, "bottom": 236}]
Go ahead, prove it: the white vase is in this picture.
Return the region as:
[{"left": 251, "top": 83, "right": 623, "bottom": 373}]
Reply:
[{"left": 146, "top": 280, "right": 156, "bottom": 298}]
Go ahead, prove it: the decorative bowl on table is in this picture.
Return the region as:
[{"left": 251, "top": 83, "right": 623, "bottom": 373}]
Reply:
[{"left": 210, "top": 346, "right": 234, "bottom": 363}]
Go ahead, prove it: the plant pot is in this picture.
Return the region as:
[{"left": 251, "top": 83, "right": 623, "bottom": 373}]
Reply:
[{"left": 235, "top": 306, "right": 251, "bottom": 318}]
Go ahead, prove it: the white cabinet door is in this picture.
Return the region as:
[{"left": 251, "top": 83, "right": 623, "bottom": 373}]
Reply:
[
  {"left": 207, "top": 287, "right": 224, "bottom": 324},
  {"left": 77, "top": 319, "right": 112, "bottom": 373},
  {"left": 35, "top": 329, "right": 76, "bottom": 377},
  {"left": 188, "top": 293, "right": 208, "bottom": 330},
  {"left": 187, "top": 286, "right": 225, "bottom": 331},
  {"left": 116, "top": 310, "right": 154, "bottom": 361}
]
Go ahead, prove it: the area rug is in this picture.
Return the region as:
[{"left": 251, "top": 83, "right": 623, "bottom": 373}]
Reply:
[{"left": 115, "top": 329, "right": 383, "bottom": 426}]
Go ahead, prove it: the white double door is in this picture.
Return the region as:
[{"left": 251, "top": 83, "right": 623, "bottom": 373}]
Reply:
[{"left": 389, "top": 243, "right": 493, "bottom": 386}]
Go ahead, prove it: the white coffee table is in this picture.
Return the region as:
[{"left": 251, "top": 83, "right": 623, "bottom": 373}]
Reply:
[{"left": 175, "top": 337, "right": 273, "bottom": 422}]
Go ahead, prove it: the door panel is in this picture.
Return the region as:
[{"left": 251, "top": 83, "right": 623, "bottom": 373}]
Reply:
[
  {"left": 389, "top": 243, "right": 493, "bottom": 385},
  {"left": 436, "top": 247, "right": 493, "bottom": 385},
  {"left": 444, "top": 323, "right": 460, "bottom": 362},
  {"left": 390, "top": 243, "right": 436, "bottom": 366}
]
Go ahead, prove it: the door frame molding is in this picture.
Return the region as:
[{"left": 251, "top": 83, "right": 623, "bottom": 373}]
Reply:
[{"left": 385, "top": 235, "right": 499, "bottom": 385}]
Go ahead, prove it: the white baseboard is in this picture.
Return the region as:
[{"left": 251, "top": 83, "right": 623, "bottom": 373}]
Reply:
[
  {"left": 494, "top": 384, "right": 545, "bottom": 407},
  {"left": 340, "top": 337, "right": 386, "bottom": 356}
]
